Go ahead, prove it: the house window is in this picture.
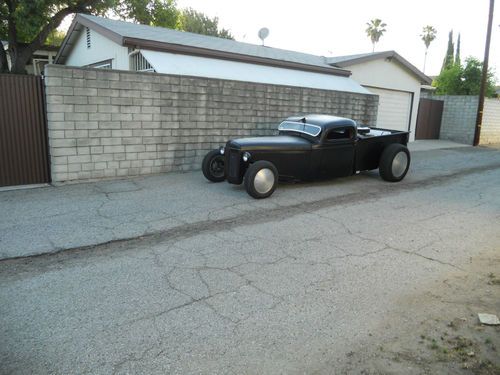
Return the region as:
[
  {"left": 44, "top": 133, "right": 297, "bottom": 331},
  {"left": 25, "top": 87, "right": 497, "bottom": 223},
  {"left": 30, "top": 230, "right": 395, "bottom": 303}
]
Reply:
[
  {"left": 93, "top": 62, "right": 111, "bottom": 69},
  {"left": 129, "top": 51, "right": 155, "bottom": 72},
  {"left": 86, "top": 59, "right": 113, "bottom": 69},
  {"left": 86, "top": 27, "right": 91, "bottom": 49},
  {"left": 33, "top": 59, "right": 49, "bottom": 75}
]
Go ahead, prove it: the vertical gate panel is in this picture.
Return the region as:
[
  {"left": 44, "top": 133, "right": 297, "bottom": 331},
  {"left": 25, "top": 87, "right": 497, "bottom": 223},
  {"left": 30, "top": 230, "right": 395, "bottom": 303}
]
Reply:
[
  {"left": 0, "top": 74, "right": 50, "bottom": 187},
  {"left": 415, "top": 98, "right": 444, "bottom": 140}
]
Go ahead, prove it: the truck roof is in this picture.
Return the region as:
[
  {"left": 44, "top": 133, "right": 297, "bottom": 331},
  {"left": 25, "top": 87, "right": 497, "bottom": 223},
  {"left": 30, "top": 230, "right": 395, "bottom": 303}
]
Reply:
[{"left": 284, "top": 114, "right": 356, "bottom": 131}]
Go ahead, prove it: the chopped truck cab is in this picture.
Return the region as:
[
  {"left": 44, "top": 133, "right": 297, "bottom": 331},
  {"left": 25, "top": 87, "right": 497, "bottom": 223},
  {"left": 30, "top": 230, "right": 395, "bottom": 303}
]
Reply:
[{"left": 202, "top": 114, "right": 411, "bottom": 199}]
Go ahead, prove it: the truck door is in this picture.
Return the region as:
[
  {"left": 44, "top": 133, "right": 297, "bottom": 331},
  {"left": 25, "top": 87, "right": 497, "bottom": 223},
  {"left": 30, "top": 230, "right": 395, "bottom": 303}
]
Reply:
[{"left": 319, "top": 127, "right": 355, "bottom": 177}]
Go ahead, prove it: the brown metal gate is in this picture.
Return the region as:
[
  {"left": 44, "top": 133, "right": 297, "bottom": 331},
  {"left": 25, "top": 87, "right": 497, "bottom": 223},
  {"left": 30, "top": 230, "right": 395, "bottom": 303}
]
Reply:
[
  {"left": 415, "top": 98, "right": 444, "bottom": 140},
  {"left": 0, "top": 74, "right": 50, "bottom": 187}
]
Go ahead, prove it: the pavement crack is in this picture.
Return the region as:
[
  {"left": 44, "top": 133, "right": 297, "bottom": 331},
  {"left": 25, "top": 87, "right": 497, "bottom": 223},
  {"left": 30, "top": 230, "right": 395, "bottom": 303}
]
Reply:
[
  {"left": 385, "top": 244, "right": 464, "bottom": 271},
  {"left": 3, "top": 162, "right": 500, "bottom": 264},
  {"left": 112, "top": 343, "right": 158, "bottom": 375}
]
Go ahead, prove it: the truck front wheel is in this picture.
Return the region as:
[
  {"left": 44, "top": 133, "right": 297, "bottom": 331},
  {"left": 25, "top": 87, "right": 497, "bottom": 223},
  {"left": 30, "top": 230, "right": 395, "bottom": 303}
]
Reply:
[
  {"left": 379, "top": 144, "right": 410, "bottom": 182},
  {"left": 244, "top": 161, "right": 278, "bottom": 199},
  {"left": 202, "top": 149, "right": 225, "bottom": 182}
]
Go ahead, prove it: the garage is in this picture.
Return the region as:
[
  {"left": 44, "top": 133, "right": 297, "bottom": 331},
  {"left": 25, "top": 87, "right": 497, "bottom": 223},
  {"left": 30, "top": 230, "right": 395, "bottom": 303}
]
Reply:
[
  {"left": 366, "top": 87, "right": 412, "bottom": 131},
  {"left": 327, "top": 51, "right": 431, "bottom": 141}
]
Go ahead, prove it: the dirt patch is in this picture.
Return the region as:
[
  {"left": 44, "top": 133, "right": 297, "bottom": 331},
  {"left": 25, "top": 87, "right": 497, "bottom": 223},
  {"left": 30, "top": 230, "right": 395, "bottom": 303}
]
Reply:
[{"left": 339, "top": 251, "right": 500, "bottom": 374}]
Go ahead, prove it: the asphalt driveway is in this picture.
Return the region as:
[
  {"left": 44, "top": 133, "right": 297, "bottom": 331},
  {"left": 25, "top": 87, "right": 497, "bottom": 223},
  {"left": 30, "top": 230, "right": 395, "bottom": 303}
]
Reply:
[
  {"left": 0, "top": 142, "right": 494, "bottom": 260},
  {"left": 0, "top": 144, "right": 499, "bottom": 374}
]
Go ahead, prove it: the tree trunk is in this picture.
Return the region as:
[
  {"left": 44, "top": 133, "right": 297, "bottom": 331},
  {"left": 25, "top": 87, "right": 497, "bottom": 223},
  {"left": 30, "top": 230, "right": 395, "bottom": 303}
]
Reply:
[
  {"left": 0, "top": 44, "right": 9, "bottom": 73},
  {"left": 423, "top": 49, "right": 428, "bottom": 73},
  {"left": 4, "top": 3, "right": 88, "bottom": 75},
  {"left": 9, "top": 46, "right": 31, "bottom": 74}
]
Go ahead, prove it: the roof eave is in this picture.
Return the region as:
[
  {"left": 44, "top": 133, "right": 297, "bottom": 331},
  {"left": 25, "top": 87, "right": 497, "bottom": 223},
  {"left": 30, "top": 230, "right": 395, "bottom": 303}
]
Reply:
[
  {"left": 123, "top": 37, "right": 351, "bottom": 77},
  {"left": 330, "top": 51, "right": 432, "bottom": 85},
  {"left": 56, "top": 14, "right": 352, "bottom": 77},
  {"left": 55, "top": 14, "right": 124, "bottom": 64}
]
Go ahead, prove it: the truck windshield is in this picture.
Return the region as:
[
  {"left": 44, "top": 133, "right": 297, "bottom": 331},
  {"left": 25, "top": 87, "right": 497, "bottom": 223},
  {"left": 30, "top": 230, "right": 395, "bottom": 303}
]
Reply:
[{"left": 278, "top": 121, "right": 322, "bottom": 137}]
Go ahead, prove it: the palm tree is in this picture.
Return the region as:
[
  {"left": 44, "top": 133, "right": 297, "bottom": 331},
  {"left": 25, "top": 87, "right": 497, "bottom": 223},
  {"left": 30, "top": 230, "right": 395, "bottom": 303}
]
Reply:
[
  {"left": 365, "top": 19, "right": 387, "bottom": 52},
  {"left": 421, "top": 25, "right": 437, "bottom": 73}
]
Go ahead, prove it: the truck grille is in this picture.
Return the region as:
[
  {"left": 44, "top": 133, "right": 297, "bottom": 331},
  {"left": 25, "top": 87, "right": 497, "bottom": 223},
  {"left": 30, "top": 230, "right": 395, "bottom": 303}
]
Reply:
[{"left": 228, "top": 149, "right": 240, "bottom": 179}]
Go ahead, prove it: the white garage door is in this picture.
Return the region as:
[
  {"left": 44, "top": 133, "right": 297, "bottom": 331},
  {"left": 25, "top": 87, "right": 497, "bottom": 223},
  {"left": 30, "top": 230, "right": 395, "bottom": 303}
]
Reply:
[{"left": 367, "top": 87, "right": 412, "bottom": 132}]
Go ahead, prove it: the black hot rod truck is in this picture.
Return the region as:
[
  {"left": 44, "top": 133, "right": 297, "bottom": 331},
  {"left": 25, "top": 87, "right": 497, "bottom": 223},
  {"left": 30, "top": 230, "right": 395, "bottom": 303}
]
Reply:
[{"left": 202, "top": 114, "right": 410, "bottom": 199}]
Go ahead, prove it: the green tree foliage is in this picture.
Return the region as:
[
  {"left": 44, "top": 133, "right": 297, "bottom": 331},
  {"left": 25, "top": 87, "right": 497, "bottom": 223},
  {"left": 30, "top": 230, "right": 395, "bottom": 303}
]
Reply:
[
  {"left": 433, "top": 64, "right": 462, "bottom": 94},
  {"left": 179, "top": 8, "right": 233, "bottom": 39},
  {"left": 421, "top": 25, "right": 437, "bottom": 49},
  {"left": 433, "top": 57, "right": 496, "bottom": 97},
  {"left": 1, "top": 0, "right": 116, "bottom": 73},
  {"left": 441, "top": 30, "right": 454, "bottom": 72},
  {"left": 365, "top": 18, "right": 386, "bottom": 52},
  {"left": 1, "top": 0, "right": 235, "bottom": 74},
  {"left": 455, "top": 33, "right": 461, "bottom": 66},
  {"left": 116, "top": 0, "right": 179, "bottom": 28},
  {"left": 420, "top": 25, "right": 436, "bottom": 73},
  {"left": 45, "top": 29, "right": 66, "bottom": 46},
  {"left": 461, "top": 57, "right": 495, "bottom": 96}
]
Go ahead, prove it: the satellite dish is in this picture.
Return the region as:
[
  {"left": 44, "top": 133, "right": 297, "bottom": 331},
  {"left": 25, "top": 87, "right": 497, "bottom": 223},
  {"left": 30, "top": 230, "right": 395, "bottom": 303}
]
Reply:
[{"left": 258, "top": 27, "right": 269, "bottom": 46}]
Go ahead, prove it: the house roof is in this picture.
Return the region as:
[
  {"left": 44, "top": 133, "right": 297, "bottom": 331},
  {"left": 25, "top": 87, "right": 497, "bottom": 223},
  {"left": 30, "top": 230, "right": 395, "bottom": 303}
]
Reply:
[
  {"left": 56, "top": 14, "right": 351, "bottom": 77},
  {"left": 327, "top": 51, "right": 432, "bottom": 85},
  {"left": 139, "top": 49, "right": 371, "bottom": 94}
]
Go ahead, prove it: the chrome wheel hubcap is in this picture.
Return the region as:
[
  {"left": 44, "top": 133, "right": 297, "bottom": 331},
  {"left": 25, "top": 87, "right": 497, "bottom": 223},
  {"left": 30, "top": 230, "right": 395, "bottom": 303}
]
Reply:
[
  {"left": 254, "top": 168, "right": 275, "bottom": 194},
  {"left": 392, "top": 151, "right": 408, "bottom": 178}
]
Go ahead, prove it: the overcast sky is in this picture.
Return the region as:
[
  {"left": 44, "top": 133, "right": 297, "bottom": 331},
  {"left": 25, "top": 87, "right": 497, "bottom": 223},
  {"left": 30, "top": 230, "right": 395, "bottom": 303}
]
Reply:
[{"left": 176, "top": 0, "right": 499, "bottom": 80}]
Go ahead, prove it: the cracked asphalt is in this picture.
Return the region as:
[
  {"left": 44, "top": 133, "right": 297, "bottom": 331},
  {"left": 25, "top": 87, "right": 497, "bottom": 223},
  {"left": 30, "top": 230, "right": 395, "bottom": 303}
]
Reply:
[{"left": 1, "top": 144, "right": 500, "bottom": 374}]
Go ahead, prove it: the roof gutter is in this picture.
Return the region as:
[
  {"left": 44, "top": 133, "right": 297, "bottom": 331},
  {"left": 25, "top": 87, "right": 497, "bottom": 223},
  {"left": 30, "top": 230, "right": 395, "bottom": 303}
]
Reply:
[{"left": 122, "top": 37, "right": 352, "bottom": 77}]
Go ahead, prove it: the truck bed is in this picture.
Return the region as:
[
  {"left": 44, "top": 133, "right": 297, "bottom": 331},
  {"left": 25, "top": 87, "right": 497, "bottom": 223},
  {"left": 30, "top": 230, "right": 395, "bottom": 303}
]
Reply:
[{"left": 355, "top": 127, "right": 409, "bottom": 171}]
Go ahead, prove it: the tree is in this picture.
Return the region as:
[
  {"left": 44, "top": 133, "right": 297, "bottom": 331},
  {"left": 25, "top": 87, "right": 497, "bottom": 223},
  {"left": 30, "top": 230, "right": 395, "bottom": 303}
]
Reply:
[
  {"left": 420, "top": 25, "right": 436, "bottom": 73},
  {"left": 461, "top": 57, "right": 495, "bottom": 96},
  {"left": 433, "top": 64, "right": 462, "bottom": 95},
  {"left": 116, "top": 0, "right": 179, "bottom": 28},
  {"left": 365, "top": 19, "right": 387, "bottom": 52},
  {"left": 441, "top": 29, "right": 454, "bottom": 72},
  {"left": 455, "top": 33, "right": 461, "bottom": 66},
  {"left": 179, "top": 8, "right": 233, "bottom": 39},
  {"left": 433, "top": 57, "right": 496, "bottom": 97},
  {"left": 1, "top": 0, "right": 236, "bottom": 74},
  {"left": 46, "top": 29, "right": 66, "bottom": 46},
  {"left": 1, "top": 0, "right": 115, "bottom": 74},
  {"left": 0, "top": 2, "right": 8, "bottom": 72}
]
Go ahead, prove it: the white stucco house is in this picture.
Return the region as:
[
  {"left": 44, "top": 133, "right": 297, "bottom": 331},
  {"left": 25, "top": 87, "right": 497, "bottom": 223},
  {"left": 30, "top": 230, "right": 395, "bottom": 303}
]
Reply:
[
  {"left": 328, "top": 51, "right": 432, "bottom": 138},
  {"left": 55, "top": 15, "right": 431, "bottom": 139},
  {"left": 55, "top": 14, "right": 369, "bottom": 95}
]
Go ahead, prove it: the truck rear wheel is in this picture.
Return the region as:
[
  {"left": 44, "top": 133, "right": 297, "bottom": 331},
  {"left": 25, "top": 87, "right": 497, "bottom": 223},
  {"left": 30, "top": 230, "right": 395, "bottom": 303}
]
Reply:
[
  {"left": 379, "top": 144, "right": 410, "bottom": 182},
  {"left": 202, "top": 149, "right": 225, "bottom": 182},
  {"left": 244, "top": 161, "right": 278, "bottom": 199}
]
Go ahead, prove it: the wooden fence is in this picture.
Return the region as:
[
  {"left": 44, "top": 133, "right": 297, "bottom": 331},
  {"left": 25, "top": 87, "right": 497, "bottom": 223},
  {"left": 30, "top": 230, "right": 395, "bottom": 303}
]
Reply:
[{"left": 0, "top": 74, "right": 50, "bottom": 187}]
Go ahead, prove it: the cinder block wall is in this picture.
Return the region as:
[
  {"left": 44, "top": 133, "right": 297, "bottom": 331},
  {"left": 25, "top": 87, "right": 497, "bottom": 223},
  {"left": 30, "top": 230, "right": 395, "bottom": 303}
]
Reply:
[
  {"left": 44, "top": 65, "right": 378, "bottom": 182},
  {"left": 420, "top": 94, "right": 500, "bottom": 145},
  {"left": 481, "top": 98, "right": 500, "bottom": 145},
  {"left": 429, "top": 95, "right": 479, "bottom": 145}
]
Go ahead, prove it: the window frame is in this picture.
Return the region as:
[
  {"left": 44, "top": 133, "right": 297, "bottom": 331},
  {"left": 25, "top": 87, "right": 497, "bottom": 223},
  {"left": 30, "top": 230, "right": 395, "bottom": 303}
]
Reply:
[
  {"left": 324, "top": 127, "right": 355, "bottom": 142},
  {"left": 86, "top": 59, "right": 113, "bottom": 69},
  {"left": 278, "top": 121, "right": 322, "bottom": 137}
]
